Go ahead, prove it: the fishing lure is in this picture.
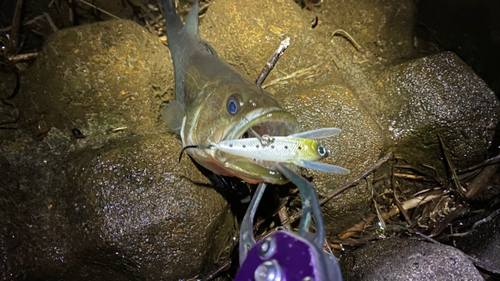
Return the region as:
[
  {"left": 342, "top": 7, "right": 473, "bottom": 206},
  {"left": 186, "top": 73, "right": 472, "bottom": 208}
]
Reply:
[
  {"left": 180, "top": 128, "right": 350, "bottom": 175},
  {"left": 212, "top": 134, "right": 328, "bottom": 162}
]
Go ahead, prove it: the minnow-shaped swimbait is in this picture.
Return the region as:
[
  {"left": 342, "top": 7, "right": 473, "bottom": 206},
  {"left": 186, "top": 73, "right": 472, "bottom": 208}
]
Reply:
[
  {"left": 211, "top": 128, "right": 349, "bottom": 174},
  {"left": 180, "top": 128, "right": 350, "bottom": 175}
]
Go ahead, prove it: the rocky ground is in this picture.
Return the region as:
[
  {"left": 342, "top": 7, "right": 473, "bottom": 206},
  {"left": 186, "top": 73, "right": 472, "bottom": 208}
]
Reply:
[{"left": 1, "top": 0, "right": 500, "bottom": 280}]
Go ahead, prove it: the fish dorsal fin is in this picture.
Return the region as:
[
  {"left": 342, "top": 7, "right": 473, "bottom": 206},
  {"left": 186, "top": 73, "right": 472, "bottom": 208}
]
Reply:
[
  {"left": 292, "top": 159, "right": 350, "bottom": 175},
  {"left": 203, "top": 41, "right": 219, "bottom": 57},
  {"left": 185, "top": 0, "right": 200, "bottom": 38},
  {"left": 184, "top": 1, "right": 218, "bottom": 57},
  {"left": 162, "top": 100, "right": 186, "bottom": 134},
  {"left": 290, "top": 128, "right": 341, "bottom": 139}
]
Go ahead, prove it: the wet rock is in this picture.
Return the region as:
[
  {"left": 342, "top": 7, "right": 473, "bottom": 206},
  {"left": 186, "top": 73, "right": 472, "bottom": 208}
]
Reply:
[
  {"left": 320, "top": 0, "right": 416, "bottom": 61},
  {"left": 46, "top": 262, "right": 137, "bottom": 281},
  {"left": 454, "top": 209, "right": 500, "bottom": 275},
  {"left": 1, "top": 134, "right": 236, "bottom": 280},
  {"left": 0, "top": 71, "right": 17, "bottom": 100},
  {"left": 341, "top": 238, "right": 484, "bottom": 281},
  {"left": 46, "top": 134, "right": 236, "bottom": 280},
  {"left": 0, "top": 155, "right": 42, "bottom": 280},
  {"left": 353, "top": 52, "right": 499, "bottom": 170},
  {"left": 0, "top": 71, "right": 18, "bottom": 129},
  {"left": 18, "top": 19, "right": 174, "bottom": 154},
  {"left": 281, "top": 82, "right": 384, "bottom": 234},
  {"left": 1, "top": 19, "right": 236, "bottom": 280}
]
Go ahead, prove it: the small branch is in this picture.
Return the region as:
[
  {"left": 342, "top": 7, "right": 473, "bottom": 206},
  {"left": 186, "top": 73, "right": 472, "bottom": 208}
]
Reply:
[
  {"left": 465, "top": 164, "right": 500, "bottom": 199},
  {"left": 332, "top": 28, "right": 361, "bottom": 51},
  {"left": 255, "top": 37, "right": 290, "bottom": 87},
  {"left": 369, "top": 177, "right": 386, "bottom": 229},
  {"left": 446, "top": 207, "right": 500, "bottom": 238},
  {"left": 392, "top": 167, "right": 413, "bottom": 225},
  {"left": 11, "top": 0, "right": 24, "bottom": 50},
  {"left": 393, "top": 173, "right": 431, "bottom": 181},
  {"left": 438, "top": 134, "right": 465, "bottom": 196},
  {"left": 6, "top": 52, "right": 38, "bottom": 62},
  {"left": 75, "top": 0, "right": 121, "bottom": 20},
  {"left": 43, "top": 12, "right": 58, "bottom": 32},
  {"left": 469, "top": 256, "right": 500, "bottom": 276},
  {"left": 262, "top": 64, "right": 319, "bottom": 89},
  {"left": 458, "top": 154, "right": 500, "bottom": 173},
  {"left": 338, "top": 214, "right": 375, "bottom": 239},
  {"left": 320, "top": 152, "right": 392, "bottom": 206}
]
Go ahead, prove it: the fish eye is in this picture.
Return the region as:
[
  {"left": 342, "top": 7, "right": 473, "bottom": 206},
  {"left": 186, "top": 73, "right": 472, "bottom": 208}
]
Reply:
[
  {"left": 317, "top": 145, "right": 327, "bottom": 156},
  {"left": 227, "top": 96, "right": 239, "bottom": 115}
]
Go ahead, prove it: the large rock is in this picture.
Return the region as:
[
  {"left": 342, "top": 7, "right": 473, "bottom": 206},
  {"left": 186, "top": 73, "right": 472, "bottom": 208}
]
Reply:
[
  {"left": 341, "top": 238, "right": 484, "bottom": 281},
  {"left": 1, "top": 19, "right": 236, "bottom": 280},
  {"left": 281, "top": 82, "right": 384, "bottom": 234},
  {"left": 47, "top": 134, "right": 236, "bottom": 280},
  {"left": 1, "top": 134, "right": 237, "bottom": 280},
  {"left": 352, "top": 52, "right": 499, "bottom": 170},
  {"left": 19, "top": 19, "right": 174, "bottom": 154},
  {"left": 454, "top": 209, "right": 500, "bottom": 275}
]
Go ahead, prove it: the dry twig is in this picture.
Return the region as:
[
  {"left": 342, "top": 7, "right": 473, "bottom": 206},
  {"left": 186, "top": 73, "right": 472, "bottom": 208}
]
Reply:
[
  {"left": 459, "top": 154, "right": 500, "bottom": 173},
  {"left": 262, "top": 64, "right": 320, "bottom": 89},
  {"left": 438, "top": 134, "right": 464, "bottom": 196},
  {"left": 338, "top": 214, "right": 376, "bottom": 239},
  {"left": 465, "top": 164, "right": 500, "bottom": 199},
  {"left": 11, "top": 0, "right": 24, "bottom": 50},
  {"left": 332, "top": 28, "right": 361, "bottom": 51},
  {"left": 75, "top": 0, "right": 121, "bottom": 20},
  {"left": 255, "top": 37, "right": 290, "bottom": 87}
]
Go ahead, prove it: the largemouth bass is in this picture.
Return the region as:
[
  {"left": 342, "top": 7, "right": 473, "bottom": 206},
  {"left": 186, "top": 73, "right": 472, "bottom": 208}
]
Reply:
[{"left": 161, "top": 0, "right": 299, "bottom": 184}]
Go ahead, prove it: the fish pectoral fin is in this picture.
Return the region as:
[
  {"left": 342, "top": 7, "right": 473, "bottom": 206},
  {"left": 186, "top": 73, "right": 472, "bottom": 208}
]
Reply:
[
  {"left": 292, "top": 159, "right": 350, "bottom": 175},
  {"left": 290, "top": 128, "right": 341, "bottom": 139},
  {"left": 162, "top": 100, "right": 186, "bottom": 134}
]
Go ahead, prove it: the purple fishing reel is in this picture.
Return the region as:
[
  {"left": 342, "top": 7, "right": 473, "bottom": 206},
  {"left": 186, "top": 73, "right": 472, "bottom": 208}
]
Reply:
[{"left": 235, "top": 163, "right": 343, "bottom": 281}]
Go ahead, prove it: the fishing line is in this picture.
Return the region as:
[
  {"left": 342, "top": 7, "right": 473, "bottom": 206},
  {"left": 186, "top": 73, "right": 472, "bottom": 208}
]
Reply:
[
  {"left": 242, "top": 116, "right": 263, "bottom": 142},
  {"left": 178, "top": 145, "right": 212, "bottom": 162},
  {"left": 242, "top": 117, "right": 275, "bottom": 146}
]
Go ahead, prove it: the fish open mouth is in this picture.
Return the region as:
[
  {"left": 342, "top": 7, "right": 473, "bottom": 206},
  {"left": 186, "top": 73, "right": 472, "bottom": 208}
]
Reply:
[{"left": 224, "top": 109, "right": 299, "bottom": 169}]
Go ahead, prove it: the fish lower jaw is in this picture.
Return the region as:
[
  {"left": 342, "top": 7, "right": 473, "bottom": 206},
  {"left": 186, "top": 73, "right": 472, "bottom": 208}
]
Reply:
[{"left": 198, "top": 152, "right": 290, "bottom": 184}]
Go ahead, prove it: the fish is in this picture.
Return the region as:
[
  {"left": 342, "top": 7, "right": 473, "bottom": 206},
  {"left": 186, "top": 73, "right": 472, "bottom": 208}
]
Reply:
[
  {"left": 161, "top": 0, "right": 299, "bottom": 184},
  {"left": 209, "top": 128, "right": 350, "bottom": 175}
]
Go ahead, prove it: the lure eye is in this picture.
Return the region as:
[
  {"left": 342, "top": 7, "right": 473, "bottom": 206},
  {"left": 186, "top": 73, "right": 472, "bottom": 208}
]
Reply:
[
  {"left": 227, "top": 96, "right": 239, "bottom": 115},
  {"left": 317, "top": 145, "right": 327, "bottom": 156}
]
